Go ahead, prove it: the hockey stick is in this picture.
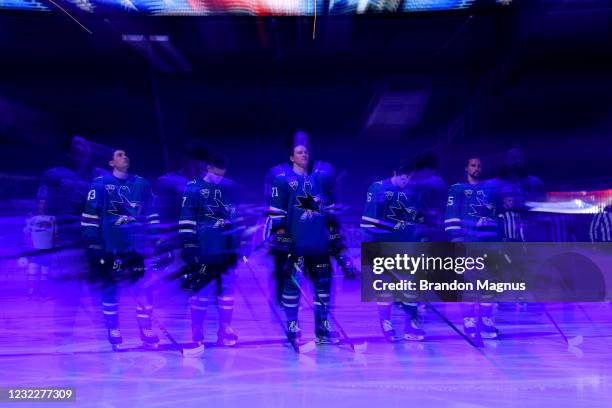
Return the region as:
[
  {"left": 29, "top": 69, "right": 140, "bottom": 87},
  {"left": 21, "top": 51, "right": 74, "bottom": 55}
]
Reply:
[
  {"left": 425, "top": 302, "right": 484, "bottom": 349},
  {"left": 543, "top": 306, "right": 583, "bottom": 347},
  {"left": 501, "top": 252, "right": 584, "bottom": 347},
  {"left": 291, "top": 258, "right": 367, "bottom": 353},
  {"left": 129, "top": 289, "right": 205, "bottom": 358},
  {"left": 241, "top": 256, "right": 315, "bottom": 354}
]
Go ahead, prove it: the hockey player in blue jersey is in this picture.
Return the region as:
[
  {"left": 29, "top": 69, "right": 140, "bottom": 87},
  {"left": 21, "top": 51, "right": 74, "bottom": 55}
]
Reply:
[
  {"left": 267, "top": 141, "right": 341, "bottom": 345},
  {"left": 179, "top": 152, "right": 240, "bottom": 347},
  {"left": 444, "top": 156, "right": 500, "bottom": 339},
  {"left": 82, "top": 149, "right": 161, "bottom": 349},
  {"left": 361, "top": 159, "right": 427, "bottom": 342},
  {"left": 264, "top": 131, "right": 355, "bottom": 305},
  {"left": 153, "top": 141, "right": 209, "bottom": 272}
]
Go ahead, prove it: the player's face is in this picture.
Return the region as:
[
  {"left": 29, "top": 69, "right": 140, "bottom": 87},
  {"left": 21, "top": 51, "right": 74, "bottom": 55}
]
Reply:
[
  {"left": 207, "top": 165, "right": 226, "bottom": 184},
  {"left": 395, "top": 173, "right": 411, "bottom": 189},
  {"left": 466, "top": 158, "right": 481, "bottom": 179},
  {"left": 110, "top": 150, "right": 130, "bottom": 172},
  {"left": 290, "top": 145, "right": 309, "bottom": 169}
]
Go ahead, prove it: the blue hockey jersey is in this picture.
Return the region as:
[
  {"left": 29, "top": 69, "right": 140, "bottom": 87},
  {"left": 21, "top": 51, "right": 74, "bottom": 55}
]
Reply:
[
  {"left": 361, "top": 178, "right": 424, "bottom": 242},
  {"left": 81, "top": 174, "right": 159, "bottom": 253},
  {"left": 179, "top": 178, "right": 239, "bottom": 260},
  {"left": 268, "top": 167, "right": 336, "bottom": 256},
  {"left": 444, "top": 180, "right": 500, "bottom": 242}
]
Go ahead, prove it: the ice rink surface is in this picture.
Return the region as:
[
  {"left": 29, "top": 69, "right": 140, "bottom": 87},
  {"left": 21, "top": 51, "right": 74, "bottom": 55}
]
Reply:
[{"left": 1, "top": 255, "right": 611, "bottom": 408}]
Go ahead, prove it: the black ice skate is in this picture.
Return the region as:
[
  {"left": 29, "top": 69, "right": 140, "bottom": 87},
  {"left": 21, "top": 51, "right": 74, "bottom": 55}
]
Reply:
[
  {"left": 217, "top": 325, "right": 238, "bottom": 347},
  {"left": 463, "top": 317, "right": 479, "bottom": 339},
  {"left": 287, "top": 320, "right": 302, "bottom": 343},
  {"left": 404, "top": 316, "right": 426, "bottom": 341},
  {"left": 107, "top": 328, "right": 123, "bottom": 351},
  {"left": 480, "top": 316, "right": 499, "bottom": 339},
  {"left": 380, "top": 319, "right": 400, "bottom": 343},
  {"left": 315, "top": 319, "right": 340, "bottom": 345},
  {"left": 139, "top": 327, "right": 160, "bottom": 349}
]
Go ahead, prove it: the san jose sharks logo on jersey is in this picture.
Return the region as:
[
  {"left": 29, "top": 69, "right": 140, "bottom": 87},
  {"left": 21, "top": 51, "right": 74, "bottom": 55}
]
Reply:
[
  {"left": 295, "top": 191, "right": 321, "bottom": 220},
  {"left": 205, "top": 198, "right": 234, "bottom": 228},
  {"left": 388, "top": 200, "right": 418, "bottom": 229},
  {"left": 108, "top": 187, "right": 140, "bottom": 224},
  {"left": 469, "top": 197, "right": 496, "bottom": 226}
]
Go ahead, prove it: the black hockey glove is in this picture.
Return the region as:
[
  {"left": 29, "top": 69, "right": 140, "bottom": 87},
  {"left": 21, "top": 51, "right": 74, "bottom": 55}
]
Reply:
[
  {"left": 86, "top": 244, "right": 111, "bottom": 266},
  {"left": 270, "top": 231, "right": 293, "bottom": 254},
  {"left": 181, "top": 264, "right": 218, "bottom": 293},
  {"left": 328, "top": 232, "right": 346, "bottom": 256}
]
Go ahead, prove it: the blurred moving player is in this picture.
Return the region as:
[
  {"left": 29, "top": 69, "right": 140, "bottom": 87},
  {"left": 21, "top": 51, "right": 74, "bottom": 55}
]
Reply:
[
  {"left": 23, "top": 200, "right": 57, "bottom": 300},
  {"left": 82, "top": 149, "right": 162, "bottom": 349},
  {"left": 36, "top": 135, "right": 105, "bottom": 335},
  {"left": 38, "top": 136, "right": 102, "bottom": 248},
  {"left": 179, "top": 152, "right": 240, "bottom": 347},
  {"left": 153, "top": 141, "right": 209, "bottom": 272}
]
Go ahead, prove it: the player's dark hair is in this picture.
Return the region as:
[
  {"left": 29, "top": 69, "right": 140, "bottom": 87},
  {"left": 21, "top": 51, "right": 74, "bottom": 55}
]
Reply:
[
  {"left": 396, "top": 159, "right": 414, "bottom": 176},
  {"left": 111, "top": 149, "right": 125, "bottom": 159},
  {"left": 286, "top": 130, "right": 311, "bottom": 158},
  {"left": 415, "top": 150, "right": 439, "bottom": 171},
  {"left": 184, "top": 140, "right": 209, "bottom": 162},
  {"left": 465, "top": 155, "right": 481, "bottom": 165},
  {"left": 209, "top": 152, "right": 229, "bottom": 170}
]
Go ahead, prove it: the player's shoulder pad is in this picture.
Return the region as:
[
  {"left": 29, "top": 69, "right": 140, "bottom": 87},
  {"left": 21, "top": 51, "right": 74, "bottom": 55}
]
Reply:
[
  {"left": 271, "top": 171, "right": 289, "bottom": 185},
  {"left": 184, "top": 179, "right": 203, "bottom": 194},
  {"left": 313, "top": 160, "right": 336, "bottom": 174},
  {"left": 368, "top": 180, "right": 385, "bottom": 191},
  {"left": 448, "top": 182, "right": 466, "bottom": 193},
  {"left": 88, "top": 176, "right": 105, "bottom": 192},
  {"left": 268, "top": 162, "right": 290, "bottom": 176}
]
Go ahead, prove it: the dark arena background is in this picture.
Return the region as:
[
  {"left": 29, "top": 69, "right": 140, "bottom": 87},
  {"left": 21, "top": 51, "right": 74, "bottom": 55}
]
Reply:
[{"left": 1, "top": 0, "right": 611, "bottom": 407}]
